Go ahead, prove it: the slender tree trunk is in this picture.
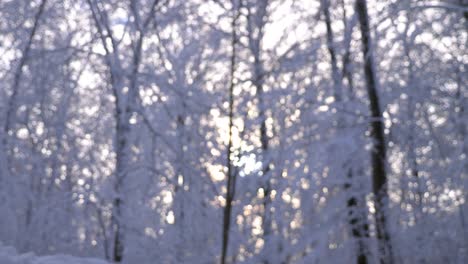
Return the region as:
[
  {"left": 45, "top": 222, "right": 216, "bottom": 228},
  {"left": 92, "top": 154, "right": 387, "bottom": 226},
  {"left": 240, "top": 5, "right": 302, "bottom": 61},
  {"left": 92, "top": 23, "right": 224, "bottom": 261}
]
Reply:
[
  {"left": 87, "top": 1, "right": 160, "bottom": 260},
  {"left": 401, "top": 12, "right": 426, "bottom": 256},
  {"left": 113, "top": 91, "right": 133, "bottom": 262},
  {"left": 322, "top": 0, "right": 341, "bottom": 101},
  {"left": 340, "top": 0, "right": 356, "bottom": 100},
  {"left": 174, "top": 110, "right": 188, "bottom": 263},
  {"left": 355, "top": 0, "right": 394, "bottom": 263},
  {"left": 245, "top": 2, "right": 275, "bottom": 262},
  {"left": 0, "top": 1, "right": 47, "bottom": 250},
  {"left": 321, "top": 1, "right": 370, "bottom": 263},
  {"left": 344, "top": 170, "right": 371, "bottom": 264},
  {"left": 460, "top": 0, "right": 468, "bottom": 25},
  {"left": 1, "top": 0, "right": 47, "bottom": 189},
  {"left": 4, "top": 0, "right": 47, "bottom": 137},
  {"left": 455, "top": 66, "right": 468, "bottom": 255},
  {"left": 221, "top": 1, "right": 240, "bottom": 263}
]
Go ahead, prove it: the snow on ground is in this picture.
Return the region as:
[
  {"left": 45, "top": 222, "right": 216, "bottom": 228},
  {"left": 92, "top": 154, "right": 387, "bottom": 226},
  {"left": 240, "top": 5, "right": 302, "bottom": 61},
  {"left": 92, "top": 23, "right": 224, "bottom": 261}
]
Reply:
[{"left": 0, "top": 242, "right": 108, "bottom": 264}]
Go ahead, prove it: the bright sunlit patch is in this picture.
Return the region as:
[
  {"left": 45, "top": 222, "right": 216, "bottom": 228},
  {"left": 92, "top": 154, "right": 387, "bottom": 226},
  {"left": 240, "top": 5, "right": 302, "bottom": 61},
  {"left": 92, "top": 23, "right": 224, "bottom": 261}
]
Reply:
[
  {"left": 77, "top": 179, "right": 85, "bottom": 186},
  {"left": 217, "top": 195, "right": 226, "bottom": 207},
  {"left": 243, "top": 204, "right": 253, "bottom": 216},
  {"left": 166, "top": 211, "right": 175, "bottom": 224},
  {"left": 177, "top": 175, "right": 184, "bottom": 186},
  {"left": 252, "top": 216, "right": 263, "bottom": 236},
  {"left": 208, "top": 164, "right": 225, "bottom": 182},
  {"left": 35, "top": 122, "right": 44, "bottom": 136},
  {"left": 438, "top": 188, "right": 464, "bottom": 211},
  {"left": 291, "top": 197, "right": 301, "bottom": 209},
  {"left": 237, "top": 154, "right": 261, "bottom": 176},
  {"left": 257, "top": 188, "right": 265, "bottom": 198},
  {"left": 16, "top": 127, "right": 29, "bottom": 139},
  {"left": 318, "top": 105, "right": 329, "bottom": 112},
  {"left": 162, "top": 190, "right": 173, "bottom": 204},
  {"left": 282, "top": 192, "right": 291, "bottom": 203},
  {"left": 324, "top": 96, "right": 335, "bottom": 104}
]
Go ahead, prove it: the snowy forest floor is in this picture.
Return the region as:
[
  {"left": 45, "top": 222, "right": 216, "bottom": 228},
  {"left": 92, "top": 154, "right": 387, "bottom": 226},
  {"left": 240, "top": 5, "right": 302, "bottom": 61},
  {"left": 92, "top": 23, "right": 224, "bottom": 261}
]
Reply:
[{"left": 0, "top": 242, "right": 108, "bottom": 264}]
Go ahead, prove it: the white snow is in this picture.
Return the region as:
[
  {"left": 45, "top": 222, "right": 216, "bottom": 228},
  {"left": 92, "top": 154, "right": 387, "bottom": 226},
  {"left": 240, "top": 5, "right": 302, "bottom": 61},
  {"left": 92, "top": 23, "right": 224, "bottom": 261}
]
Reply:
[{"left": 0, "top": 242, "right": 108, "bottom": 264}]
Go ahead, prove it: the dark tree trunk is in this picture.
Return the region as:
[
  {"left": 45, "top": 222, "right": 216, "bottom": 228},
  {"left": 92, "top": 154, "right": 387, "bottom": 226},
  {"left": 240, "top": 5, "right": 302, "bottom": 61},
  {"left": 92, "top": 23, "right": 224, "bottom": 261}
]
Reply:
[
  {"left": 355, "top": 0, "right": 394, "bottom": 263},
  {"left": 321, "top": 1, "right": 370, "bottom": 262},
  {"left": 221, "top": 1, "right": 241, "bottom": 263},
  {"left": 112, "top": 100, "right": 132, "bottom": 263}
]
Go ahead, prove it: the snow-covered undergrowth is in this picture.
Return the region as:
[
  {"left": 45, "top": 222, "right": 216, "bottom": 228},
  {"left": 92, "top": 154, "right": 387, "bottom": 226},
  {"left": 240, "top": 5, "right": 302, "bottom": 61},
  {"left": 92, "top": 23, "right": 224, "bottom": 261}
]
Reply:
[{"left": 0, "top": 242, "right": 108, "bottom": 264}]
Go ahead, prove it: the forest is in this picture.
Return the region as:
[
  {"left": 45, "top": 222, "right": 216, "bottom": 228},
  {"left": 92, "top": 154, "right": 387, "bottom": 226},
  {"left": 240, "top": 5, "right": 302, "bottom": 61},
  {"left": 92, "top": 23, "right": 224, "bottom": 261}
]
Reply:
[{"left": 0, "top": 0, "right": 467, "bottom": 263}]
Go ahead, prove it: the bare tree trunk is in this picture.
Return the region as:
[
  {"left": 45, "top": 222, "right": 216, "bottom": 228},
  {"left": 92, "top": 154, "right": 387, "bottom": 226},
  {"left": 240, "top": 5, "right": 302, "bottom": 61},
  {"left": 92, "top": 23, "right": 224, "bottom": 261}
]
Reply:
[
  {"left": 355, "top": 0, "right": 394, "bottom": 263},
  {"left": 459, "top": 0, "right": 468, "bottom": 25},
  {"left": 1, "top": 0, "right": 47, "bottom": 189},
  {"left": 455, "top": 62, "right": 468, "bottom": 256},
  {"left": 174, "top": 109, "right": 188, "bottom": 262},
  {"left": 340, "top": 0, "right": 356, "bottom": 100},
  {"left": 86, "top": 1, "right": 160, "bottom": 261},
  {"left": 4, "top": 0, "right": 47, "bottom": 137},
  {"left": 400, "top": 11, "right": 427, "bottom": 262},
  {"left": 321, "top": 1, "right": 370, "bottom": 263},
  {"left": 221, "top": 1, "right": 241, "bottom": 263},
  {"left": 245, "top": 2, "right": 275, "bottom": 262}
]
